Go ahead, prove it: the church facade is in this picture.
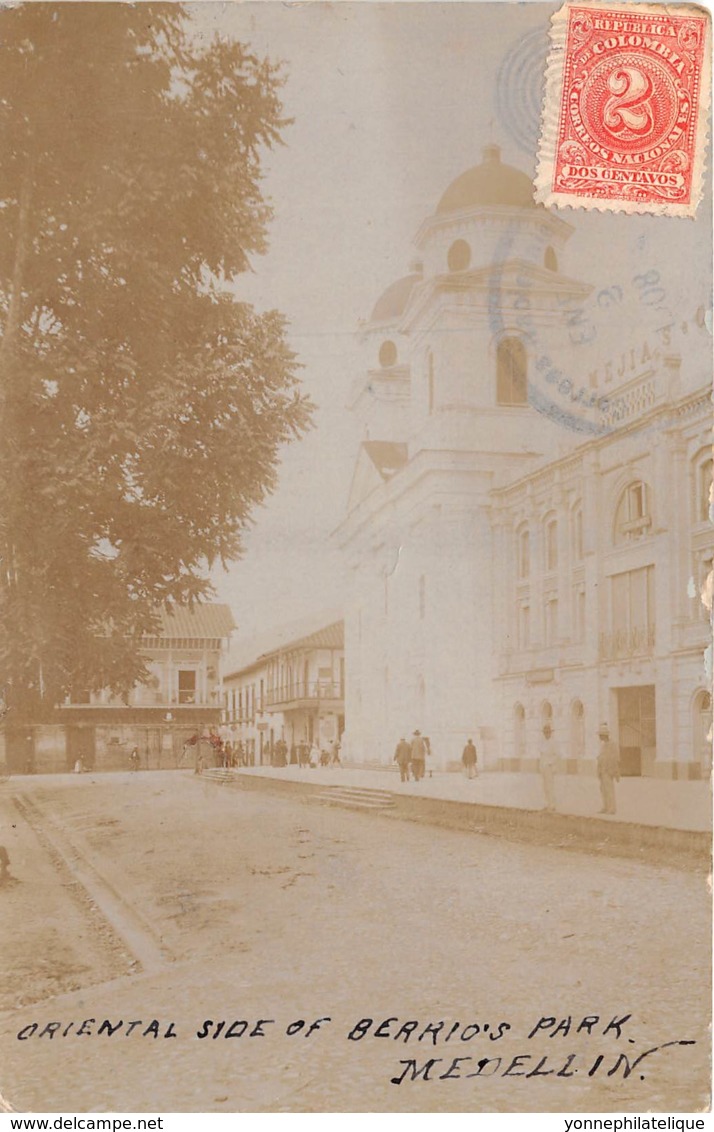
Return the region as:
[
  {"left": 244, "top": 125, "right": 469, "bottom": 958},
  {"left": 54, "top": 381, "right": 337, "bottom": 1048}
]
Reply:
[{"left": 336, "top": 145, "right": 712, "bottom": 779}]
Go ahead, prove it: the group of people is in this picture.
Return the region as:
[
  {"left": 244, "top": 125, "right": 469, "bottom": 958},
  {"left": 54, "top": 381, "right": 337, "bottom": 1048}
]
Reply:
[
  {"left": 539, "top": 722, "right": 621, "bottom": 814},
  {"left": 293, "top": 738, "right": 342, "bottom": 768},
  {"left": 184, "top": 729, "right": 342, "bottom": 774},
  {"left": 393, "top": 730, "right": 431, "bottom": 781},
  {"left": 184, "top": 729, "right": 252, "bottom": 774},
  {"left": 394, "top": 724, "right": 622, "bottom": 816}
]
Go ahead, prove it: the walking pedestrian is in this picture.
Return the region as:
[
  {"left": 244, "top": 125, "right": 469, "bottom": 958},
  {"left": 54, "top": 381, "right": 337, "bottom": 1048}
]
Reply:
[
  {"left": 597, "top": 724, "right": 620, "bottom": 815},
  {"left": 129, "top": 746, "right": 140, "bottom": 772},
  {"left": 462, "top": 738, "right": 478, "bottom": 779},
  {"left": 538, "top": 724, "right": 559, "bottom": 812},
  {"left": 394, "top": 737, "right": 412, "bottom": 782},
  {"left": 410, "top": 730, "right": 427, "bottom": 781}
]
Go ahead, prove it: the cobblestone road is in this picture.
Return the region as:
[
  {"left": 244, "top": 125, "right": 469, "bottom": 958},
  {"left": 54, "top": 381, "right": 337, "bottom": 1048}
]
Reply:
[{"left": 0, "top": 772, "right": 709, "bottom": 1113}]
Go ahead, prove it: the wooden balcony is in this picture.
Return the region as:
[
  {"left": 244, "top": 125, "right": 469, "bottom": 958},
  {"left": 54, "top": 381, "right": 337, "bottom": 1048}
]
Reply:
[{"left": 265, "top": 680, "right": 344, "bottom": 711}]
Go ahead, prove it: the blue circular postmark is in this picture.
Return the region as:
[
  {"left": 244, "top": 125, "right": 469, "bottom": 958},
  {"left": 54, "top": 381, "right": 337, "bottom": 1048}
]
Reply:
[{"left": 496, "top": 27, "right": 549, "bottom": 159}]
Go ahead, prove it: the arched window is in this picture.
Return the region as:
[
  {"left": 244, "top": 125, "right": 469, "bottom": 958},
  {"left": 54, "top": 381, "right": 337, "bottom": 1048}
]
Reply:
[
  {"left": 447, "top": 239, "right": 471, "bottom": 272},
  {"left": 614, "top": 481, "right": 651, "bottom": 545},
  {"left": 693, "top": 690, "right": 712, "bottom": 773},
  {"left": 517, "top": 525, "right": 530, "bottom": 579},
  {"left": 379, "top": 339, "right": 397, "bottom": 368},
  {"left": 496, "top": 337, "right": 528, "bottom": 406},
  {"left": 570, "top": 699, "right": 585, "bottom": 759},
  {"left": 541, "top": 701, "right": 553, "bottom": 726},
  {"left": 514, "top": 703, "right": 526, "bottom": 759},
  {"left": 544, "top": 246, "right": 558, "bottom": 272}
]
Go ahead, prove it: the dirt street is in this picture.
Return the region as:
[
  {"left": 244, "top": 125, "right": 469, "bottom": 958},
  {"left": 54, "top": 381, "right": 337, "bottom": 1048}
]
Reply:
[{"left": 0, "top": 772, "right": 709, "bottom": 1113}]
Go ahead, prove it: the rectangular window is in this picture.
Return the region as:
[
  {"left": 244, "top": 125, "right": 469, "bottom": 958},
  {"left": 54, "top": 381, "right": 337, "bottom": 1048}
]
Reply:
[
  {"left": 178, "top": 670, "right": 196, "bottom": 705},
  {"left": 607, "top": 566, "right": 655, "bottom": 656},
  {"left": 518, "top": 603, "right": 530, "bottom": 649},
  {"left": 497, "top": 338, "right": 528, "bottom": 406},
  {"left": 544, "top": 597, "right": 558, "bottom": 645},
  {"left": 575, "top": 586, "right": 586, "bottom": 642}
]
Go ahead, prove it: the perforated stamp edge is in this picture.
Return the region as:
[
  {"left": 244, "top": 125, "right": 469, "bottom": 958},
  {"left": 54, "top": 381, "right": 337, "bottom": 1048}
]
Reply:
[{"left": 534, "top": 0, "right": 711, "bottom": 218}]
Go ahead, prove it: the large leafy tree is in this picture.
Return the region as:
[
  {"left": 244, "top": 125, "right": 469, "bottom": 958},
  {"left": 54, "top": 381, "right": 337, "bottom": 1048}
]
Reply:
[{"left": 0, "top": 3, "right": 311, "bottom": 723}]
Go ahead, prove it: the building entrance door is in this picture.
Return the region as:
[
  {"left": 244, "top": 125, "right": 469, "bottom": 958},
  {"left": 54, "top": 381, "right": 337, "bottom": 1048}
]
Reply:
[
  {"left": 146, "top": 727, "right": 162, "bottom": 769},
  {"left": 67, "top": 726, "right": 96, "bottom": 771},
  {"left": 6, "top": 727, "right": 36, "bottom": 773},
  {"left": 616, "top": 685, "right": 656, "bottom": 776}
]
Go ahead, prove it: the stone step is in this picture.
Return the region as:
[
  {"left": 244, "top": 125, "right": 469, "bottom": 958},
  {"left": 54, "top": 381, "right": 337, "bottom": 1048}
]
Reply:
[
  {"left": 316, "top": 787, "right": 396, "bottom": 809},
  {"left": 202, "top": 768, "right": 235, "bottom": 784},
  {"left": 326, "top": 786, "right": 395, "bottom": 802},
  {"left": 313, "top": 795, "right": 395, "bottom": 812}
]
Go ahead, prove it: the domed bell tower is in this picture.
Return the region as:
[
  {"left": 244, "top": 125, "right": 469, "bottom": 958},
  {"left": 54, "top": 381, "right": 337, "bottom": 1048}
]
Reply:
[{"left": 406, "top": 144, "right": 592, "bottom": 463}]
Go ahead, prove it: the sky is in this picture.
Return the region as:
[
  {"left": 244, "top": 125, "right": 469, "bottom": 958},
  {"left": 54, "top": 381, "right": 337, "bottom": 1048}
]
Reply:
[{"left": 186, "top": 2, "right": 713, "bottom": 658}]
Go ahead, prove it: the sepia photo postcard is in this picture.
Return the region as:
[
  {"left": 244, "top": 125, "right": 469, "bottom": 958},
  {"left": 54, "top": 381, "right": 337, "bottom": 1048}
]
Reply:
[{"left": 0, "top": 0, "right": 711, "bottom": 1119}]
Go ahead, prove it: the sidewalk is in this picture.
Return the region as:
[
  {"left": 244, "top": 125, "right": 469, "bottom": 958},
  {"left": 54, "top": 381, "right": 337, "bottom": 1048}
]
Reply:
[{"left": 233, "top": 763, "right": 712, "bottom": 833}]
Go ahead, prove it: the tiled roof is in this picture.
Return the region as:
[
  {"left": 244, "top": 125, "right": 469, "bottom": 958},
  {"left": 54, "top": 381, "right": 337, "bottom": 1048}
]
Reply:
[
  {"left": 262, "top": 620, "right": 344, "bottom": 658},
  {"left": 153, "top": 603, "right": 236, "bottom": 641},
  {"left": 225, "top": 619, "right": 344, "bottom": 679}
]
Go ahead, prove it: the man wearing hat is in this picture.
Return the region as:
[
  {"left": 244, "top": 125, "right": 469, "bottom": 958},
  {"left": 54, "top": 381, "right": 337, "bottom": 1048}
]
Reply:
[
  {"left": 597, "top": 724, "right": 621, "bottom": 815},
  {"left": 410, "top": 730, "right": 427, "bottom": 781}
]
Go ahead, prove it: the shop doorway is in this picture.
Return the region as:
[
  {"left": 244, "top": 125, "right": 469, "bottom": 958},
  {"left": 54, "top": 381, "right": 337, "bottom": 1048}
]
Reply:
[
  {"left": 6, "top": 727, "right": 36, "bottom": 773},
  {"left": 616, "top": 685, "right": 656, "bottom": 776},
  {"left": 67, "top": 726, "right": 96, "bottom": 771}
]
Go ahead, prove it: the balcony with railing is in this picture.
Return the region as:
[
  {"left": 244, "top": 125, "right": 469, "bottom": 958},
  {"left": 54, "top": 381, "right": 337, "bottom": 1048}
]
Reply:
[
  {"left": 265, "top": 680, "right": 344, "bottom": 710},
  {"left": 599, "top": 624, "right": 655, "bottom": 661}
]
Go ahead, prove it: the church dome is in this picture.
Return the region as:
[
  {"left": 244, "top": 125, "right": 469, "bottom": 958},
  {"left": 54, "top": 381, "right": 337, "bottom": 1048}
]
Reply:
[
  {"left": 436, "top": 144, "right": 537, "bottom": 215},
  {"left": 370, "top": 272, "right": 421, "bottom": 323}
]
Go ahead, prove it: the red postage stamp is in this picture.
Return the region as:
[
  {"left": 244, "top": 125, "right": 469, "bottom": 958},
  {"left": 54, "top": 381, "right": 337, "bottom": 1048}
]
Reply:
[{"left": 535, "top": 1, "right": 711, "bottom": 217}]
